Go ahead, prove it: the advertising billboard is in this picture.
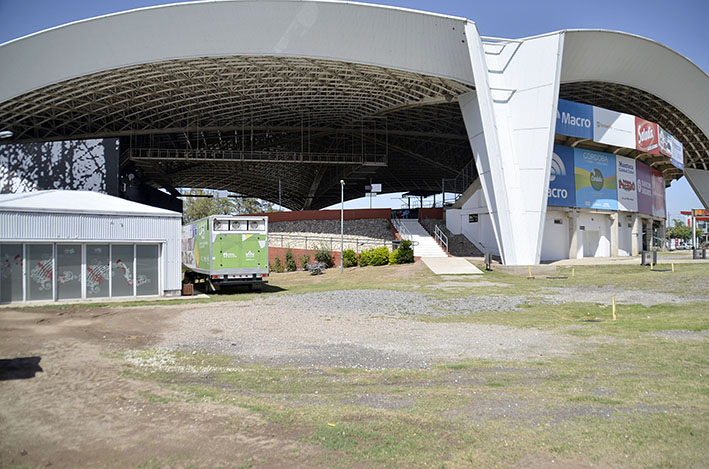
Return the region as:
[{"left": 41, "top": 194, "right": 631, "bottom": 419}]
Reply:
[
  {"left": 670, "top": 135, "right": 684, "bottom": 171},
  {"left": 593, "top": 107, "right": 636, "bottom": 148},
  {"left": 635, "top": 117, "right": 660, "bottom": 155},
  {"left": 574, "top": 148, "right": 618, "bottom": 210},
  {"left": 548, "top": 145, "right": 576, "bottom": 207},
  {"left": 658, "top": 126, "right": 672, "bottom": 157},
  {"left": 556, "top": 99, "right": 593, "bottom": 139},
  {"left": 652, "top": 169, "right": 666, "bottom": 218},
  {"left": 636, "top": 161, "right": 653, "bottom": 215},
  {"left": 616, "top": 155, "right": 638, "bottom": 212}
]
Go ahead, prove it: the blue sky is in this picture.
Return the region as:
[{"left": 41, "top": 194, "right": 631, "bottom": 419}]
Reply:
[{"left": 1, "top": 0, "right": 706, "bottom": 217}]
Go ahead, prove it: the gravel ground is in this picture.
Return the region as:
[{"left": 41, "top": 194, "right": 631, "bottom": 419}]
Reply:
[
  {"left": 159, "top": 290, "right": 577, "bottom": 369},
  {"left": 541, "top": 286, "right": 709, "bottom": 306}
]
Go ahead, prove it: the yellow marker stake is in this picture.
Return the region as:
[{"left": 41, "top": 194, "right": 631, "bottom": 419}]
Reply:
[
  {"left": 528, "top": 266, "right": 532, "bottom": 277},
  {"left": 572, "top": 267, "right": 575, "bottom": 278},
  {"left": 650, "top": 261, "right": 654, "bottom": 271},
  {"left": 612, "top": 296, "right": 617, "bottom": 321},
  {"left": 672, "top": 263, "right": 675, "bottom": 273}
]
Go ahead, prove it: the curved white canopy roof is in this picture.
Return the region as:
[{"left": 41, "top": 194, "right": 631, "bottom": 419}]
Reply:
[{"left": 0, "top": 0, "right": 706, "bottom": 207}]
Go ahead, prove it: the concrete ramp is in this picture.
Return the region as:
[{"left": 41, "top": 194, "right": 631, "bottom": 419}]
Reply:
[{"left": 421, "top": 257, "right": 483, "bottom": 275}]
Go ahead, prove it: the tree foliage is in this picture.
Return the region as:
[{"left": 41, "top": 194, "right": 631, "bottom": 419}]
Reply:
[
  {"left": 667, "top": 219, "right": 704, "bottom": 240},
  {"left": 182, "top": 189, "right": 274, "bottom": 223}
]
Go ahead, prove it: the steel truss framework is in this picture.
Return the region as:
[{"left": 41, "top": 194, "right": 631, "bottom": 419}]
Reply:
[
  {"left": 559, "top": 81, "right": 709, "bottom": 172},
  {"left": 2, "top": 56, "right": 707, "bottom": 209},
  {"left": 0, "top": 56, "right": 475, "bottom": 209}
]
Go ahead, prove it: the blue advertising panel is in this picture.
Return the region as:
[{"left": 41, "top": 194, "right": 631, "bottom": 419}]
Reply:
[
  {"left": 556, "top": 99, "right": 593, "bottom": 139},
  {"left": 574, "top": 148, "right": 618, "bottom": 210},
  {"left": 548, "top": 145, "right": 576, "bottom": 207}
]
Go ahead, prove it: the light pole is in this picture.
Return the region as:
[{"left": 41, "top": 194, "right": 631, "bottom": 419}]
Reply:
[
  {"left": 0, "top": 130, "right": 13, "bottom": 139},
  {"left": 340, "top": 179, "right": 345, "bottom": 273}
]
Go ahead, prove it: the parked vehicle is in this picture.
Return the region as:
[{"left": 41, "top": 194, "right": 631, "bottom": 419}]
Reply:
[{"left": 182, "top": 215, "right": 268, "bottom": 291}]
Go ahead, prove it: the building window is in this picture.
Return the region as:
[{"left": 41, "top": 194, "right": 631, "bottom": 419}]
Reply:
[
  {"left": 57, "top": 244, "right": 82, "bottom": 300},
  {"left": 554, "top": 219, "right": 563, "bottom": 225},
  {"left": 27, "top": 244, "right": 53, "bottom": 301},
  {"left": 136, "top": 244, "right": 159, "bottom": 296},
  {"left": 1, "top": 242, "right": 161, "bottom": 303},
  {"left": 111, "top": 245, "right": 135, "bottom": 297},
  {"left": 86, "top": 244, "right": 110, "bottom": 298},
  {"left": 1, "top": 244, "right": 23, "bottom": 303},
  {"left": 468, "top": 214, "right": 478, "bottom": 223}
]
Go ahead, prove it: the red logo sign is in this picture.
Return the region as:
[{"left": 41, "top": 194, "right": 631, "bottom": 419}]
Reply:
[{"left": 635, "top": 117, "right": 659, "bottom": 155}]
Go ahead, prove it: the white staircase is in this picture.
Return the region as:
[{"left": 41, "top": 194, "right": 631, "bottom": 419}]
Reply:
[{"left": 399, "top": 219, "right": 448, "bottom": 258}]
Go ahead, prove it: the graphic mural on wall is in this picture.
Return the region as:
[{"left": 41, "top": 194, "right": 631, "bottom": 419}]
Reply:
[
  {"left": 548, "top": 145, "right": 576, "bottom": 207},
  {"left": 29, "top": 257, "right": 53, "bottom": 291},
  {"left": 0, "top": 138, "right": 119, "bottom": 194},
  {"left": 574, "top": 148, "right": 618, "bottom": 210},
  {"left": 616, "top": 155, "right": 638, "bottom": 212}
]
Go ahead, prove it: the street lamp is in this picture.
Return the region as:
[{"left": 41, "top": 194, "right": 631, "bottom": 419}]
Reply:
[
  {"left": 0, "top": 130, "right": 13, "bottom": 139},
  {"left": 340, "top": 179, "right": 345, "bottom": 273}
]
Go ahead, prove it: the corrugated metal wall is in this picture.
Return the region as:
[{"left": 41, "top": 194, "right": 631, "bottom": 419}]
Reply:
[{"left": 0, "top": 211, "right": 182, "bottom": 293}]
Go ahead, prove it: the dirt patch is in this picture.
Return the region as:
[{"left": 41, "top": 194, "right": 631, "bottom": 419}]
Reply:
[{"left": 0, "top": 307, "right": 329, "bottom": 468}]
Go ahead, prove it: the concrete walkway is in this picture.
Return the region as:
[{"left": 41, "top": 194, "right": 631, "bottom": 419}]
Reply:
[
  {"left": 399, "top": 219, "right": 447, "bottom": 258},
  {"left": 421, "top": 257, "right": 483, "bottom": 275}
]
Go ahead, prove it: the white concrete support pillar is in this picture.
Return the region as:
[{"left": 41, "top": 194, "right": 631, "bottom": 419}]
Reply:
[
  {"left": 659, "top": 221, "right": 667, "bottom": 251},
  {"left": 631, "top": 213, "right": 641, "bottom": 256},
  {"left": 460, "top": 24, "right": 565, "bottom": 265},
  {"left": 568, "top": 210, "right": 579, "bottom": 259},
  {"left": 685, "top": 168, "right": 709, "bottom": 210},
  {"left": 610, "top": 213, "right": 619, "bottom": 257}
]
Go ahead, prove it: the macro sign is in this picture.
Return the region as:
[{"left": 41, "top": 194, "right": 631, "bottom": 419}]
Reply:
[
  {"left": 548, "top": 145, "right": 576, "bottom": 207},
  {"left": 556, "top": 99, "right": 593, "bottom": 140},
  {"left": 574, "top": 148, "right": 618, "bottom": 210},
  {"left": 616, "top": 155, "right": 638, "bottom": 212}
]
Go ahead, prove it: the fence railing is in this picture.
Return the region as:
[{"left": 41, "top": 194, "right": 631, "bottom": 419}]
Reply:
[
  {"left": 269, "top": 233, "right": 401, "bottom": 253},
  {"left": 441, "top": 158, "right": 477, "bottom": 205}
]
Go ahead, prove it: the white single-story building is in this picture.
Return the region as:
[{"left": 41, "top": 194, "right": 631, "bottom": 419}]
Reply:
[{"left": 0, "top": 190, "right": 182, "bottom": 303}]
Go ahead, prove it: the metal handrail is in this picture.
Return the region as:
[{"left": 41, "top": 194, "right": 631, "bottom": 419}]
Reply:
[
  {"left": 391, "top": 215, "right": 413, "bottom": 241},
  {"left": 434, "top": 225, "right": 449, "bottom": 254}
]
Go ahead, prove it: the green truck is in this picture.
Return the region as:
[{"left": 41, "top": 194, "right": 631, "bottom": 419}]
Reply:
[{"left": 182, "top": 215, "right": 269, "bottom": 291}]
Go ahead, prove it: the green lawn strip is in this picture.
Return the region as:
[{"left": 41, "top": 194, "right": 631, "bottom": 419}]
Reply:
[
  {"left": 417, "top": 300, "right": 709, "bottom": 337},
  {"left": 120, "top": 334, "right": 708, "bottom": 468}
]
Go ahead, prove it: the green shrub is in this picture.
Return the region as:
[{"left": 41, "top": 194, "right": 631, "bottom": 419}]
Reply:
[
  {"left": 285, "top": 250, "right": 297, "bottom": 271},
  {"left": 389, "top": 249, "right": 400, "bottom": 265},
  {"left": 370, "top": 246, "right": 390, "bottom": 266},
  {"left": 358, "top": 249, "right": 372, "bottom": 266},
  {"left": 342, "top": 249, "right": 357, "bottom": 268},
  {"left": 271, "top": 257, "right": 284, "bottom": 273},
  {"left": 314, "top": 247, "right": 333, "bottom": 267},
  {"left": 397, "top": 240, "right": 414, "bottom": 264},
  {"left": 298, "top": 254, "right": 311, "bottom": 269}
]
